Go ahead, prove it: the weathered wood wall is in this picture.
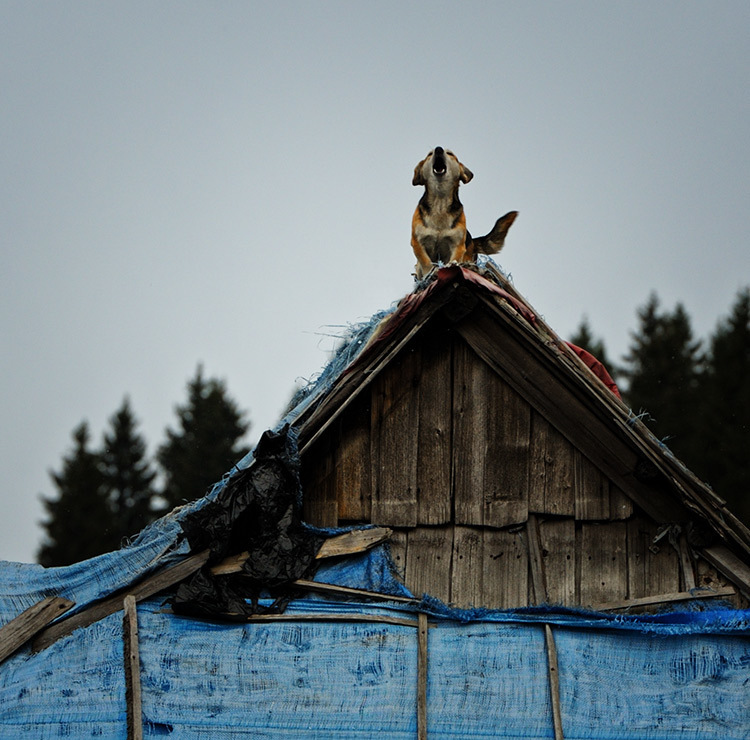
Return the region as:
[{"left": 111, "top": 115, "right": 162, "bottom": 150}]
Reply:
[{"left": 300, "top": 327, "right": 734, "bottom": 610}]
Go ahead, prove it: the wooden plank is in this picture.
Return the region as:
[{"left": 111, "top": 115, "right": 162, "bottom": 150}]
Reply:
[
  {"left": 677, "top": 533, "right": 697, "bottom": 591},
  {"left": 404, "top": 527, "right": 453, "bottom": 603},
  {"left": 538, "top": 519, "right": 576, "bottom": 606},
  {"left": 451, "top": 526, "right": 484, "bottom": 607},
  {"left": 301, "top": 433, "right": 338, "bottom": 528},
  {"left": 335, "top": 403, "right": 372, "bottom": 522},
  {"left": 626, "top": 519, "right": 680, "bottom": 600},
  {"left": 416, "top": 329, "right": 453, "bottom": 525},
  {"left": 579, "top": 522, "right": 627, "bottom": 607},
  {"left": 417, "top": 612, "right": 428, "bottom": 740},
  {"left": 526, "top": 515, "right": 547, "bottom": 604},
  {"left": 370, "top": 349, "right": 420, "bottom": 526},
  {"left": 388, "top": 528, "right": 408, "bottom": 581},
  {"left": 574, "top": 451, "right": 610, "bottom": 520},
  {"left": 592, "top": 586, "right": 736, "bottom": 612},
  {"left": 452, "top": 341, "right": 486, "bottom": 525},
  {"left": 123, "top": 595, "right": 143, "bottom": 740},
  {"left": 211, "top": 527, "right": 392, "bottom": 576},
  {"left": 529, "top": 412, "right": 575, "bottom": 516},
  {"left": 292, "top": 579, "right": 416, "bottom": 604},
  {"left": 482, "top": 527, "right": 528, "bottom": 609},
  {"left": 609, "top": 484, "right": 633, "bottom": 520},
  {"left": 544, "top": 624, "right": 565, "bottom": 740},
  {"left": 483, "top": 368, "right": 530, "bottom": 528},
  {"left": 0, "top": 596, "right": 74, "bottom": 664},
  {"left": 33, "top": 549, "right": 210, "bottom": 652},
  {"left": 701, "top": 545, "right": 750, "bottom": 599}
]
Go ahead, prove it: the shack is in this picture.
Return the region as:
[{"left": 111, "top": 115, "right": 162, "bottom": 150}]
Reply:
[{"left": 1, "top": 261, "right": 749, "bottom": 739}]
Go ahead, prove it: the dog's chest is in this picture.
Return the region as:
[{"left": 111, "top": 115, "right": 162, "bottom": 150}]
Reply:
[{"left": 415, "top": 205, "right": 464, "bottom": 260}]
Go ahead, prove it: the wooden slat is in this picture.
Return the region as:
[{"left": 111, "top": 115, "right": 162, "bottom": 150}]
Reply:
[
  {"left": 33, "top": 549, "right": 210, "bottom": 652},
  {"left": 609, "top": 484, "right": 633, "bottom": 520},
  {"left": 579, "top": 522, "right": 627, "bottom": 606},
  {"left": 529, "top": 412, "right": 575, "bottom": 516},
  {"left": 483, "top": 368, "right": 530, "bottom": 528},
  {"left": 451, "top": 526, "right": 484, "bottom": 607},
  {"left": 335, "top": 404, "right": 372, "bottom": 521},
  {"left": 404, "top": 527, "right": 453, "bottom": 603},
  {"left": 417, "top": 612, "right": 428, "bottom": 740},
  {"left": 482, "top": 527, "right": 528, "bottom": 609},
  {"left": 292, "top": 579, "right": 416, "bottom": 604},
  {"left": 626, "top": 519, "right": 680, "bottom": 600},
  {"left": 526, "top": 515, "right": 547, "bottom": 604},
  {"left": 123, "top": 595, "right": 143, "bottom": 740},
  {"left": 592, "top": 586, "right": 736, "bottom": 612},
  {"left": 574, "top": 451, "right": 610, "bottom": 520},
  {"left": 416, "top": 329, "right": 453, "bottom": 525},
  {"left": 370, "top": 349, "right": 420, "bottom": 526},
  {"left": 452, "top": 341, "right": 486, "bottom": 525},
  {"left": 211, "top": 527, "right": 392, "bottom": 576},
  {"left": 0, "top": 596, "right": 74, "bottom": 664},
  {"left": 388, "top": 528, "right": 408, "bottom": 580},
  {"left": 701, "top": 545, "right": 750, "bottom": 599},
  {"left": 545, "top": 624, "right": 565, "bottom": 740},
  {"left": 301, "top": 433, "right": 338, "bottom": 528},
  {"left": 677, "top": 533, "right": 697, "bottom": 591},
  {"left": 538, "top": 519, "right": 576, "bottom": 606}
]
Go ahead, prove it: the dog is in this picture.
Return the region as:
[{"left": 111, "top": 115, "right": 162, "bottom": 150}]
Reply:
[{"left": 411, "top": 146, "right": 517, "bottom": 279}]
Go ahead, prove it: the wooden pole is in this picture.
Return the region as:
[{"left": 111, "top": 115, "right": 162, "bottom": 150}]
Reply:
[
  {"left": 526, "top": 516, "right": 564, "bottom": 740},
  {"left": 417, "top": 612, "right": 428, "bottom": 740},
  {"left": 123, "top": 595, "right": 143, "bottom": 740}
]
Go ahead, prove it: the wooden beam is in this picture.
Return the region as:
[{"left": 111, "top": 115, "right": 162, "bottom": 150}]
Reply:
[
  {"left": 292, "top": 578, "right": 415, "bottom": 604},
  {"left": 0, "top": 596, "right": 74, "bottom": 664},
  {"left": 591, "top": 586, "right": 736, "bottom": 612},
  {"left": 418, "top": 611, "right": 429, "bottom": 740},
  {"left": 123, "top": 595, "right": 143, "bottom": 740},
  {"left": 33, "top": 549, "right": 210, "bottom": 652},
  {"left": 701, "top": 546, "right": 750, "bottom": 600},
  {"left": 677, "top": 533, "right": 696, "bottom": 591},
  {"left": 210, "top": 527, "right": 392, "bottom": 577}
]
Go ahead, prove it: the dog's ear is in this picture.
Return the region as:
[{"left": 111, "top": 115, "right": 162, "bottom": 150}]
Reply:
[
  {"left": 459, "top": 162, "right": 474, "bottom": 184},
  {"left": 412, "top": 157, "right": 427, "bottom": 186}
]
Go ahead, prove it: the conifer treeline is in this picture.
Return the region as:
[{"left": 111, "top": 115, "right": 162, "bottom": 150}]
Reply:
[
  {"left": 37, "top": 365, "right": 250, "bottom": 566},
  {"left": 571, "top": 287, "right": 750, "bottom": 526}
]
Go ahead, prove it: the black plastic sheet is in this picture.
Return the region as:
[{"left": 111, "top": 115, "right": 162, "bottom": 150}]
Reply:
[{"left": 173, "top": 426, "right": 322, "bottom": 617}]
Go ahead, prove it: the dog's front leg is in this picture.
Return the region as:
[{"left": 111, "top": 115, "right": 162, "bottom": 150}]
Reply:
[{"left": 411, "top": 237, "right": 434, "bottom": 279}]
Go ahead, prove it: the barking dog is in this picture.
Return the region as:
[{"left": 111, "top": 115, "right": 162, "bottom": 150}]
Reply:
[{"left": 411, "top": 146, "right": 517, "bottom": 279}]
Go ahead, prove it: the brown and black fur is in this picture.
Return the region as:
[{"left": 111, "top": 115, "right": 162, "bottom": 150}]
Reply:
[{"left": 411, "top": 146, "right": 517, "bottom": 279}]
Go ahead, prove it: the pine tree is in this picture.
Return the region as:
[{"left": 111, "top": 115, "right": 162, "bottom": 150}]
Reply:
[
  {"left": 622, "top": 294, "right": 703, "bottom": 464},
  {"left": 100, "top": 397, "right": 157, "bottom": 546},
  {"left": 698, "top": 288, "right": 750, "bottom": 523},
  {"left": 38, "top": 422, "right": 113, "bottom": 566},
  {"left": 157, "top": 365, "right": 251, "bottom": 510}
]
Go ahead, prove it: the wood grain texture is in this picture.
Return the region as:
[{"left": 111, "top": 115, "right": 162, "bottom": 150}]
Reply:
[
  {"left": 370, "top": 348, "right": 420, "bottom": 526},
  {"left": 626, "top": 519, "right": 680, "bottom": 600},
  {"left": 579, "top": 522, "right": 628, "bottom": 606},
  {"left": 529, "top": 412, "right": 575, "bottom": 516},
  {"left": 123, "top": 595, "right": 143, "bottom": 740},
  {"left": 538, "top": 518, "right": 576, "bottom": 606},
  {"left": 0, "top": 596, "right": 74, "bottom": 664},
  {"left": 415, "top": 329, "right": 453, "bottom": 525},
  {"left": 404, "top": 527, "right": 453, "bottom": 603}
]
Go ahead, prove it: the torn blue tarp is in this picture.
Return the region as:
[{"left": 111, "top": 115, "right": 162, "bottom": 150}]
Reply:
[{"left": 1, "top": 588, "right": 749, "bottom": 739}]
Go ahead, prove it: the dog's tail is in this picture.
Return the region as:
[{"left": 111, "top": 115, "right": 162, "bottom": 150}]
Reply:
[{"left": 469, "top": 211, "right": 518, "bottom": 256}]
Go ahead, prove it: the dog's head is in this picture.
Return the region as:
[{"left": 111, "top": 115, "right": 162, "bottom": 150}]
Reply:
[{"left": 412, "top": 147, "right": 473, "bottom": 188}]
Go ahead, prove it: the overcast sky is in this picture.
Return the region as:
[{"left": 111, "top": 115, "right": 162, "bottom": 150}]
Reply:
[{"left": 2, "top": 2, "right": 748, "bottom": 563}]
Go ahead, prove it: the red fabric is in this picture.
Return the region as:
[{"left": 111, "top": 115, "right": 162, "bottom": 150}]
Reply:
[{"left": 565, "top": 342, "right": 622, "bottom": 399}]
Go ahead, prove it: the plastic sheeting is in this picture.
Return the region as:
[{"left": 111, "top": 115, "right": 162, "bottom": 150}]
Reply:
[{"left": 1, "top": 591, "right": 749, "bottom": 739}]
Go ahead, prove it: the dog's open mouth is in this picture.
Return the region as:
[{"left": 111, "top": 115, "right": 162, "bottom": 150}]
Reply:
[{"left": 432, "top": 147, "right": 447, "bottom": 176}]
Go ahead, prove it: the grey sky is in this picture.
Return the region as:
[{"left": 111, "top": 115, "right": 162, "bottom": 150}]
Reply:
[{"left": 2, "top": 2, "right": 748, "bottom": 563}]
